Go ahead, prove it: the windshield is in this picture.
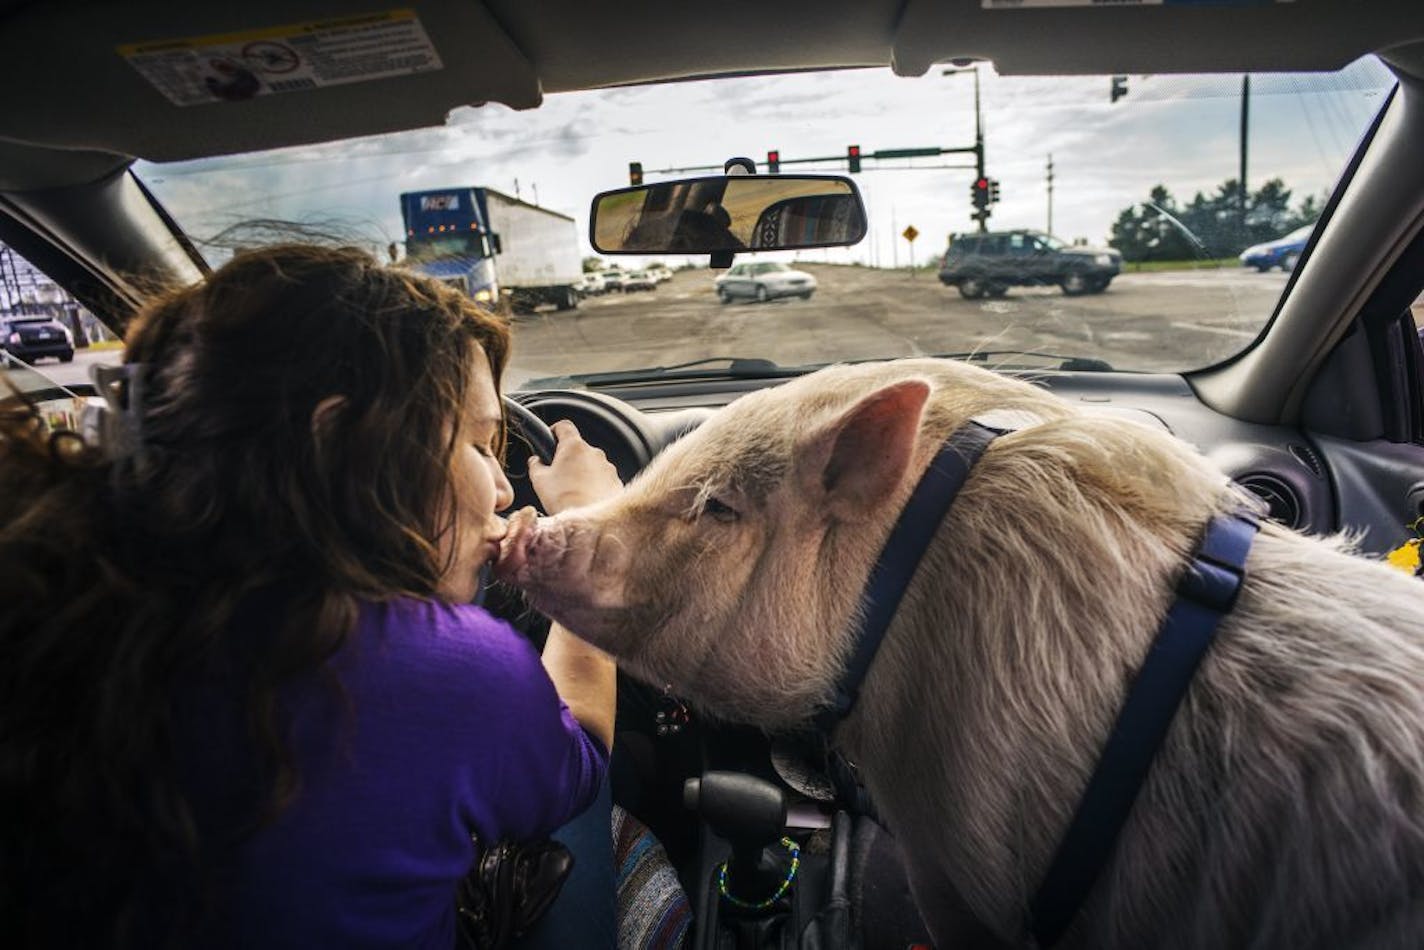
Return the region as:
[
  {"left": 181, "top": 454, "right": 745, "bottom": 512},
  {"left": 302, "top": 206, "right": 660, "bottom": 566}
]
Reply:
[
  {"left": 406, "top": 234, "right": 484, "bottom": 262},
  {"left": 137, "top": 58, "right": 1393, "bottom": 385}
]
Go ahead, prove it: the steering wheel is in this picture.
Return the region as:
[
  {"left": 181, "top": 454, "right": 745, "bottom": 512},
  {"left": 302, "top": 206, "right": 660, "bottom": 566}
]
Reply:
[{"left": 504, "top": 395, "right": 557, "bottom": 467}]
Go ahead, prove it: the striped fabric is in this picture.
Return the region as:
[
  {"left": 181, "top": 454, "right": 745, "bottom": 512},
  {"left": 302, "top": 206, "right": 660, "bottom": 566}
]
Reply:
[{"left": 612, "top": 806, "right": 691, "bottom": 949}]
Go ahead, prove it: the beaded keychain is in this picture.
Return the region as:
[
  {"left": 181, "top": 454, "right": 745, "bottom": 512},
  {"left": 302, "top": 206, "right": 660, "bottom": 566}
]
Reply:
[{"left": 716, "top": 837, "right": 802, "bottom": 910}]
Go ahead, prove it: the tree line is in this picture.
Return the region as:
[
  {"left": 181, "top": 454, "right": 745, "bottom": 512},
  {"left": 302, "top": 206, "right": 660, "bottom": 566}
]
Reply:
[{"left": 1109, "top": 178, "right": 1322, "bottom": 262}]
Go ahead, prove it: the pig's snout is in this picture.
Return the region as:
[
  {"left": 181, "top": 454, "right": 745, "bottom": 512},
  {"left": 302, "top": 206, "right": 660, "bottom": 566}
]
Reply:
[
  {"left": 494, "top": 508, "right": 597, "bottom": 580},
  {"left": 494, "top": 506, "right": 629, "bottom": 618},
  {"left": 494, "top": 506, "right": 546, "bottom": 583}
]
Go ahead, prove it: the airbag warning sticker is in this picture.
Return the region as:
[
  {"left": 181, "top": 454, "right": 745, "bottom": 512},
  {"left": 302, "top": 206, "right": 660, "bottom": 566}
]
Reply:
[{"left": 118, "top": 9, "right": 442, "bottom": 107}]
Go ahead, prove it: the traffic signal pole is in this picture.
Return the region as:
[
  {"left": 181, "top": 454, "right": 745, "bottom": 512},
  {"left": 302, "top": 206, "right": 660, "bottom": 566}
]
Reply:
[
  {"left": 643, "top": 147, "right": 967, "bottom": 176},
  {"left": 944, "top": 65, "right": 988, "bottom": 232},
  {"left": 635, "top": 66, "right": 996, "bottom": 236}
]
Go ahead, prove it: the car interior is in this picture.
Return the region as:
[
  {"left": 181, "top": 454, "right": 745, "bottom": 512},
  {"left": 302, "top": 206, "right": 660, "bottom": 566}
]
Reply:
[{"left": 3, "top": 2, "right": 1424, "bottom": 947}]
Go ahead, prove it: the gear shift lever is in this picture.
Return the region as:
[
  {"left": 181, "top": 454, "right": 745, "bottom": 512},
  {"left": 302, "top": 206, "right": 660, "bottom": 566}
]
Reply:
[{"left": 685, "top": 771, "right": 790, "bottom": 905}]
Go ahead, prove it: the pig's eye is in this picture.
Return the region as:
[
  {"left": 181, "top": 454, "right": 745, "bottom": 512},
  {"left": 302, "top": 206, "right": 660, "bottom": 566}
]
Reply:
[{"left": 702, "top": 496, "right": 739, "bottom": 524}]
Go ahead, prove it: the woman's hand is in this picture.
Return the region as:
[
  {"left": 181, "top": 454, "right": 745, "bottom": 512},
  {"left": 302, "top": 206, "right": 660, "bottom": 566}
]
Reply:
[{"left": 528, "top": 420, "right": 623, "bottom": 514}]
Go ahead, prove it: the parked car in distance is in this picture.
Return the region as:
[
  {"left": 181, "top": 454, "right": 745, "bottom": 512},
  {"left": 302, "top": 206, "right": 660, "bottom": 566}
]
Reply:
[
  {"left": 938, "top": 230, "right": 1121, "bottom": 299},
  {"left": 622, "top": 270, "right": 658, "bottom": 292},
  {"left": 714, "top": 261, "right": 817, "bottom": 303},
  {"left": 1239, "top": 223, "right": 1314, "bottom": 272},
  {"left": 600, "top": 269, "right": 627, "bottom": 292},
  {"left": 574, "top": 271, "right": 606, "bottom": 296},
  {"left": 1, "top": 314, "right": 74, "bottom": 365},
  {"left": 648, "top": 265, "right": 674, "bottom": 283}
]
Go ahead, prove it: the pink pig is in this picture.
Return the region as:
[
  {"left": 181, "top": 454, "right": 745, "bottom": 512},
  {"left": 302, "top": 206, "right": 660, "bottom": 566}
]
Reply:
[{"left": 499, "top": 358, "right": 1424, "bottom": 950}]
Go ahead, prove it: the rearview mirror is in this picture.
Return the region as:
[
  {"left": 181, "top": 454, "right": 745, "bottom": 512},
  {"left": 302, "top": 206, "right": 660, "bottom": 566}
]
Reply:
[{"left": 590, "top": 175, "right": 867, "bottom": 255}]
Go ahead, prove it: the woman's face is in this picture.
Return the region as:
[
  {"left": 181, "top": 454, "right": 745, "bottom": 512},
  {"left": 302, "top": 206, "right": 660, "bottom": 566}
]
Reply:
[{"left": 435, "top": 352, "right": 515, "bottom": 603}]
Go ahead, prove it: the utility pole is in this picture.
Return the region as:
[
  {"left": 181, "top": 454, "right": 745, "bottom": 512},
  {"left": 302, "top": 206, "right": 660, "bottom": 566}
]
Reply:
[
  {"left": 1239, "top": 74, "right": 1250, "bottom": 242},
  {"left": 1046, "top": 153, "right": 1055, "bottom": 236},
  {"left": 973, "top": 66, "right": 985, "bottom": 233}
]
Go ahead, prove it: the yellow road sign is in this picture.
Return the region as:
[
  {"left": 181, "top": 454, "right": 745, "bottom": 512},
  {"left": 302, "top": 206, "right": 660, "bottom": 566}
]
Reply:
[{"left": 902, "top": 225, "right": 919, "bottom": 242}]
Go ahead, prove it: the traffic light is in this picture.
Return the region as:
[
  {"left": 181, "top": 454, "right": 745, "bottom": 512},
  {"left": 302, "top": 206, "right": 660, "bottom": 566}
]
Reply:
[
  {"left": 1110, "top": 75, "right": 1128, "bottom": 103},
  {"left": 847, "top": 145, "right": 861, "bottom": 174},
  {"left": 629, "top": 161, "right": 643, "bottom": 186},
  {"left": 971, "top": 177, "right": 989, "bottom": 211},
  {"left": 988, "top": 179, "right": 1000, "bottom": 204},
  {"left": 767, "top": 150, "right": 780, "bottom": 174}
]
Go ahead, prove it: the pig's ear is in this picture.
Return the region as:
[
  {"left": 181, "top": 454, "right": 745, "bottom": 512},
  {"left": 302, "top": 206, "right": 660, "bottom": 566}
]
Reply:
[{"left": 805, "top": 379, "right": 931, "bottom": 521}]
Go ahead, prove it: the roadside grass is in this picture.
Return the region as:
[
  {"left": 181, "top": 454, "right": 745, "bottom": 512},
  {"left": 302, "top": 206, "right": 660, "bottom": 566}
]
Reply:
[{"left": 86, "top": 339, "right": 124, "bottom": 351}]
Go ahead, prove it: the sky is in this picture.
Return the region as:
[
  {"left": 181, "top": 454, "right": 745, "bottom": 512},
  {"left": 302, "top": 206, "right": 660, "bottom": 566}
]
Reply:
[{"left": 138, "top": 56, "right": 1395, "bottom": 269}]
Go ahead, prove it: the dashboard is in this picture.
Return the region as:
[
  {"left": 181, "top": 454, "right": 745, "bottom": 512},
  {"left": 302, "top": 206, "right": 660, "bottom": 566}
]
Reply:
[{"left": 508, "top": 368, "right": 1337, "bottom": 537}]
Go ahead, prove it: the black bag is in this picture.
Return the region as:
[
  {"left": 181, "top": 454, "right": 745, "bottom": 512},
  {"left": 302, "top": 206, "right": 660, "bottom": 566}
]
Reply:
[{"left": 455, "top": 838, "right": 576, "bottom": 950}]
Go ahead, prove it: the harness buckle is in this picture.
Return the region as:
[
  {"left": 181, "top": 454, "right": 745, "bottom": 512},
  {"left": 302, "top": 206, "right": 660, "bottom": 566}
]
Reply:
[{"left": 1173, "top": 511, "right": 1259, "bottom": 614}]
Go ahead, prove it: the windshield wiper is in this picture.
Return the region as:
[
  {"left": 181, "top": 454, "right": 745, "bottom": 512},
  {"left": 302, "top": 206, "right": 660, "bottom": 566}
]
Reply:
[
  {"left": 522, "top": 356, "right": 799, "bottom": 388},
  {"left": 521, "top": 351, "right": 1113, "bottom": 391},
  {"left": 932, "top": 351, "right": 1115, "bottom": 372}
]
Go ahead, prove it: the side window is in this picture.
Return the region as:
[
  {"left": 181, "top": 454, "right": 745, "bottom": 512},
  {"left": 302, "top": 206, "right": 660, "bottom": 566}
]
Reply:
[
  {"left": 0, "top": 241, "right": 119, "bottom": 431},
  {"left": 1009, "top": 234, "right": 1029, "bottom": 254},
  {"left": 979, "top": 236, "right": 1005, "bottom": 255},
  {"left": 1414, "top": 294, "right": 1423, "bottom": 350}
]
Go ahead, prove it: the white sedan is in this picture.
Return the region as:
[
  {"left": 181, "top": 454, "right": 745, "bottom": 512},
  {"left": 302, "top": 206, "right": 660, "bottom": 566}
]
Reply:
[
  {"left": 622, "top": 270, "right": 658, "bottom": 292},
  {"left": 574, "top": 272, "right": 606, "bottom": 295},
  {"left": 713, "top": 261, "right": 817, "bottom": 304}
]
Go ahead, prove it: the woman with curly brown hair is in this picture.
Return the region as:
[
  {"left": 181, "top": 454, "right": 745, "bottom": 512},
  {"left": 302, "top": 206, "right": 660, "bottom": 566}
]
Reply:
[{"left": 0, "top": 244, "right": 622, "bottom": 948}]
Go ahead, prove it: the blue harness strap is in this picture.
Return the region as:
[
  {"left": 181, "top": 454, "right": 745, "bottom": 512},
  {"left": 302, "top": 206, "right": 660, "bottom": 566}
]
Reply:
[
  {"left": 1028, "top": 509, "right": 1260, "bottom": 947},
  {"left": 812, "top": 414, "right": 1260, "bottom": 950},
  {"left": 814, "top": 420, "right": 1004, "bottom": 735}
]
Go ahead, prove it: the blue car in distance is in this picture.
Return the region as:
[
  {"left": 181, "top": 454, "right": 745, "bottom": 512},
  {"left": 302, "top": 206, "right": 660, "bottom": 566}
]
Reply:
[{"left": 1240, "top": 223, "right": 1314, "bottom": 272}]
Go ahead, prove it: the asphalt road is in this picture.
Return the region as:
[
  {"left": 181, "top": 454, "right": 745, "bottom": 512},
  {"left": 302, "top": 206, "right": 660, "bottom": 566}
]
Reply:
[
  {"left": 7, "top": 265, "right": 1294, "bottom": 394},
  {"left": 7, "top": 345, "right": 117, "bottom": 390},
  {"left": 506, "top": 264, "right": 1291, "bottom": 388}
]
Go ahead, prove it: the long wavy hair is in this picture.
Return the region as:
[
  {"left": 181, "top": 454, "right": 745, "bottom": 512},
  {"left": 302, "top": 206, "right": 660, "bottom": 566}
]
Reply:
[{"left": 0, "top": 244, "right": 511, "bottom": 946}]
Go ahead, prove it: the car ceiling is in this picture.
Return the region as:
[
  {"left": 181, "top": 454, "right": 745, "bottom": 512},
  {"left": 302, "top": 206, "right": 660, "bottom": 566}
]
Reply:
[{"left": 1, "top": 0, "right": 1424, "bottom": 191}]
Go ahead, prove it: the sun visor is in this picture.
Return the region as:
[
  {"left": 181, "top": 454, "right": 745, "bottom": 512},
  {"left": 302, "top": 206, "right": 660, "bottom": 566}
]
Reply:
[
  {"left": 0, "top": 3, "right": 542, "bottom": 162},
  {"left": 891, "top": 0, "right": 1424, "bottom": 78}
]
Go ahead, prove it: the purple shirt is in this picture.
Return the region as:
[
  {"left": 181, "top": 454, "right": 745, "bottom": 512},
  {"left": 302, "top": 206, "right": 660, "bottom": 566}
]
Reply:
[{"left": 189, "top": 598, "right": 608, "bottom": 948}]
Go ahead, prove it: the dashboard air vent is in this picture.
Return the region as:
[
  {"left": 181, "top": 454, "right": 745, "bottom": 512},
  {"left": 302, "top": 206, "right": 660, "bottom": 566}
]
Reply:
[
  {"left": 1288, "top": 443, "right": 1325, "bottom": 479},
  {"left": 1236, "top": 474, "right": 1304, "bottom": 529}
]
